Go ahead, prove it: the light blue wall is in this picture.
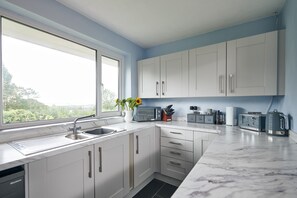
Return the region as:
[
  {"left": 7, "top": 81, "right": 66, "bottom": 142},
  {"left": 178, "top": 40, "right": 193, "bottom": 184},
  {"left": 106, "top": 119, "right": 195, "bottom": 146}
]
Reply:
[
  {"left": 0, "top": 0, "right": 144, "bottom": 98},
  {"left": 144, "top": 16, "right": 278, "bottom": 58},
  {"left": 142, "top": 96, "right": 282, "bottom": 118},
  {"left": 278, "top": 0, "right": 297, "bottom": 131},
  {"left": 142, "top": 15, "right": 285, "bottom": 120}
]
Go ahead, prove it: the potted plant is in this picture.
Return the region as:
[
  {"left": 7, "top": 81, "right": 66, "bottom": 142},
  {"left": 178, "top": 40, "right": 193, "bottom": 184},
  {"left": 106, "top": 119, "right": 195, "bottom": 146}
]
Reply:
[{"left": 115, "top": 97, "right": 142, "bottom": 122}]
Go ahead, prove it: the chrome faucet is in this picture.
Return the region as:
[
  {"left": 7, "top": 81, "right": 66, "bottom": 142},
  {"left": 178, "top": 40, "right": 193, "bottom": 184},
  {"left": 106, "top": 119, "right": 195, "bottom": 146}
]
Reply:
[{"left": 70, "top": 114, "right": 95, "bottom": 134}]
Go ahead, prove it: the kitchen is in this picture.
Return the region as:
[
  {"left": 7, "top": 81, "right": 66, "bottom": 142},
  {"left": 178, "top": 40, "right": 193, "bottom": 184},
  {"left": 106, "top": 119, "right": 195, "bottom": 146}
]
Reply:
[{"left": 0, "top": 0, "right": 297, "bottom": 197}]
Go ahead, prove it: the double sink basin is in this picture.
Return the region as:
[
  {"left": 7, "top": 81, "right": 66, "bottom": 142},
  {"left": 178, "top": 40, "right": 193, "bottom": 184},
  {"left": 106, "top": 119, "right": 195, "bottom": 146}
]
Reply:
[{"left": 10, "top": 127, "right": 125, "bottom": 156}]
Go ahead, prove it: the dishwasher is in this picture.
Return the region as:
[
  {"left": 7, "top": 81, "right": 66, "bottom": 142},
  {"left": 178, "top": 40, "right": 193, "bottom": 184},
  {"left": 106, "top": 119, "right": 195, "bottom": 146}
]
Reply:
[{"left": 0, "top": 165, "right": 25, "bottom": 198}]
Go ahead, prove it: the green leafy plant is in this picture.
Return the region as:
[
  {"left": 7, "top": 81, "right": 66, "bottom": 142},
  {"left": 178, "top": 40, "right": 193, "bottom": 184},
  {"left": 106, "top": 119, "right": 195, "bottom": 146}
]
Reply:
[{"left": 115, "top": 97, "right": 142, "bottom": 111}]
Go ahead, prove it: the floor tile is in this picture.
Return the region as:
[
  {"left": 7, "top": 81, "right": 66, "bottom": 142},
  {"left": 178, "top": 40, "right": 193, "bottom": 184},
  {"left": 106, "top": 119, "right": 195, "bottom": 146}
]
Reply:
[
  {"left": 156, "top": 183, "right": 177, "bottom": 198},
  {"left": 133, "top": 179, "right": 165, "bottom": 198}
]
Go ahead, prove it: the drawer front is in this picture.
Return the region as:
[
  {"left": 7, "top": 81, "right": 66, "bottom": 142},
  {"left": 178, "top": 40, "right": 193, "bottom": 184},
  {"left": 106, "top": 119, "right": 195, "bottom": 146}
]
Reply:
[
  {"left": 161, "top": 146, "right": 193, "bottom": 163},
  {"left": 161, "top": 156, "right": 193, "bottom": 180},
  {"left": 161, "top": 137, "right": 193, "bottom": 152},
  {"left": 161, "top": 127, "right": 193, "bottom": 141}
]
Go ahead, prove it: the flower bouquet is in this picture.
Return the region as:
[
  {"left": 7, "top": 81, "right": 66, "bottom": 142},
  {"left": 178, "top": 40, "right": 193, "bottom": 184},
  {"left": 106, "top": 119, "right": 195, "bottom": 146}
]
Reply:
[{"left": 115, "top": 97, "right": 142, "bottom": 122}]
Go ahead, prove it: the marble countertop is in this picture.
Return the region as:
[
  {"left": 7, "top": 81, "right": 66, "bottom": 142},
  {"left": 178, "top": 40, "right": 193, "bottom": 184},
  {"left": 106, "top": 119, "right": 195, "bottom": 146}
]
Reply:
[
  {"left": 0, "top": 121, "right": 156, "bottom": 171},
  {"left": 172, "top": 126, "right": 297, "bottom": 198},
  {"left": 1, "top": 120, "right": 297, "bottom": 198}
]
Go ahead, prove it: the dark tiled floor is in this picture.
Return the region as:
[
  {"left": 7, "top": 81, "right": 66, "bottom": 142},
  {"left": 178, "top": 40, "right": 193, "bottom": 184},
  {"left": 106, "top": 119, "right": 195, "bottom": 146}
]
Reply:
[{"left": 133, "top": 179, "right": 178, "bottom": 198}]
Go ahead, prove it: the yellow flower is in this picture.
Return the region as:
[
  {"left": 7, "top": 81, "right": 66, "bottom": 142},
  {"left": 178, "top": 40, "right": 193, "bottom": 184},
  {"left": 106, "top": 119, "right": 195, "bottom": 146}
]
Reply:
[{"left": 135, "top": 97, "right": 142, "bottom": 105}]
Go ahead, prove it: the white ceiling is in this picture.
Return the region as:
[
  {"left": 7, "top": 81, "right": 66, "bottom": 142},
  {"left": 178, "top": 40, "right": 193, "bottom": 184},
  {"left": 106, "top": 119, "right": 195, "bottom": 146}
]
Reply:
[{"left": 56, "top": 0, "right": 285, "bottom": 48}]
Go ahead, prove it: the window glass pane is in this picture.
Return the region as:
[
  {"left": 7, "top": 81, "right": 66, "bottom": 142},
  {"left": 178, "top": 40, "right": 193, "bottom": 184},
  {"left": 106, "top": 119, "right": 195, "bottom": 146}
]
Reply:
[
  {"left": 2, "top": 18, "right": 96, "bottom": 124},
  {"left": 101, "top": 56, "right": 119, "bottom": 112}
]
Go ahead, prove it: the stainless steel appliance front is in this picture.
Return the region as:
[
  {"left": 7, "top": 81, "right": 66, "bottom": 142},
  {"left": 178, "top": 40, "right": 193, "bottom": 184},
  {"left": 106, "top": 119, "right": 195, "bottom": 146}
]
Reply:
[{"left": 134, "top": 106, "right": 162, "bottom": 122}]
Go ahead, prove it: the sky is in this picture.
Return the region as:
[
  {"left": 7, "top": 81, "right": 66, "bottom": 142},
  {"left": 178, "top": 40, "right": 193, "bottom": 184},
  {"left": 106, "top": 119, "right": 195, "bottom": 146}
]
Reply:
[{"left": 2, "top": 35, "right": 97, "bottom": 106}]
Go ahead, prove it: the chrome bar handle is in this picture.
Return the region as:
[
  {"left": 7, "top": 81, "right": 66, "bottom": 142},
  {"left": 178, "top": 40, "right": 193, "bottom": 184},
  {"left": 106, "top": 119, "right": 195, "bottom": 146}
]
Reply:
[
  {"left": 222, "top": 75, "right": 225, "bottom": 93},
  {"left": 229, "top": 74, "right": 233, "bottom": 93},
  {"left": 162, "top": 81, "right": 165, "bottom": 96},
  {"left": 156, "top": 81, "right": 159, "bottom": 96},
  {"left": 169, "top": 141, "right": 182, "bottom": 145},
  {"left": 170, "top": 131, "right": 182, "bottom": 135},
  {"left": 219, "top": 75, "right": 224, "bottom": 93},
  {"left": 98, "top": 147, "right": 102, "bottom": 172},
  {"left": 219, "top": 75, "right": 221, "bottom": 93},
  {"left": 169, "top": 161, "right": 181, "bottom": 166},
  {"left": 88, "top": 151, "right": 92, "bottom": 178},
  {"left": 170, "top": 151, "right": 181, "bottom": 156},
  {"left": 136, "top": 135, "right": 139, "bottom": 154},
  {"left": 10, "top": 179, "right": 22, "bottom": 185},
  {"left": 231, "top": 74, "right": 235, "bottom": 93}
]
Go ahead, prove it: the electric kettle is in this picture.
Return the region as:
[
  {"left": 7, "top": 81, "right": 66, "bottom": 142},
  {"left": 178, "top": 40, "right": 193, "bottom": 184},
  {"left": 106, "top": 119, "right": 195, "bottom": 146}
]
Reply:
[{"left": 266, "top": 110, "right": 288, "bottom": 136}]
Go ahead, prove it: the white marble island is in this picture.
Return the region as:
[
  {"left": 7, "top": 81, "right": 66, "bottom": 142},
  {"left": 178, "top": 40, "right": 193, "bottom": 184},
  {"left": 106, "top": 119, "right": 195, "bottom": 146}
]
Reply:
[{"left": 172, "top": 126, "right": 297, "bottom": 198}]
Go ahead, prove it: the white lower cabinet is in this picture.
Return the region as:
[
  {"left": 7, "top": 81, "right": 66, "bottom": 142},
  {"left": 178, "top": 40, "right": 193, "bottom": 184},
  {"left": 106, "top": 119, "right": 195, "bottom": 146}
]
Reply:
[
  {"left": 134, "top": 127, "right": 156, "bottom": 187},
  {"left": 94, "top": 135, "right": 130, "bottom": 198},
  {"left": 194, "top": 131, "right": 218, "bottom": 163},
  {"left": 28, "top": 145, "right": 94, "bottom": 198},
  {"left": 161, "top": 156, "right": 193, "bottom": 180},
  {"left": 160, "top": 127, "right": 194, "bottom": 181}
]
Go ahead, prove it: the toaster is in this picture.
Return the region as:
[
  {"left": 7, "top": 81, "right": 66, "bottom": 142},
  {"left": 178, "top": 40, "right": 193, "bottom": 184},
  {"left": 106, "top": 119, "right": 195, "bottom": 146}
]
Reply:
[{"left": 238, "top": 113, "right": 266, "bottom": 132}]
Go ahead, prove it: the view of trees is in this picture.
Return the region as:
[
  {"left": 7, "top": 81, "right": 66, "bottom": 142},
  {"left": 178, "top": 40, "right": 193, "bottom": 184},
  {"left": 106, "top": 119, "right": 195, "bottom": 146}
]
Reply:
[
  {"left": 102, "top": 88, "right": 117, "bottom": 112},
  {"left": 2, "top": 66, "right": 96, "bottom": 124}
]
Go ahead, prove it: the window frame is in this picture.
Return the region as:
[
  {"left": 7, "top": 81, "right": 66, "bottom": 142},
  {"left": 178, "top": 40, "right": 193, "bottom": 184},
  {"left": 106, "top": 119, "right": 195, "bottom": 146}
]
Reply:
[
  {"left": 0, "top": 14, "right": 124, "bottom": 130},
  {"left": 99, "top": 52, "right": 124, "bottom": 117}
]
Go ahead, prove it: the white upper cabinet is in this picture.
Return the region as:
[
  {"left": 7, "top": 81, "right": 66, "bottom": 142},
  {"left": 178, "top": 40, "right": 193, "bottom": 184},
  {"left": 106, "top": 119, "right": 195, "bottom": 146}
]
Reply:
[
  {"left": 138, "top": 51, "right": 189, "bottom": 98},
  {"left": 189, "top": 43, "right": 227, "bottom": 97},
  {"left": 138, "top": 57, "right": 161, "bottom": 98},
  {"left": 138, "top": 30, "right": 281, "bottom": 98},
  {"left": 227, "top": 31, "right": 278, "bottom": 96},
  {"left": 160, "top": 51, "right": 189, "bottom": 97}
]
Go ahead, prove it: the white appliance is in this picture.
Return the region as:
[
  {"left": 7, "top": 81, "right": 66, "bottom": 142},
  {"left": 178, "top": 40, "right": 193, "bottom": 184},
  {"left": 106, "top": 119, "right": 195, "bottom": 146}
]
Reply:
[{"left": 226, "top": 107, "right": 237, "bottom": 126}]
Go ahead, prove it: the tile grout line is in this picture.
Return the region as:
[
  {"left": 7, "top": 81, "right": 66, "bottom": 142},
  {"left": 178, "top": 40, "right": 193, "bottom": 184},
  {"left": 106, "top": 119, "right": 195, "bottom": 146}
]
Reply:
[{"left": 152, "top": 182, "right": 166, "bottom": 198}]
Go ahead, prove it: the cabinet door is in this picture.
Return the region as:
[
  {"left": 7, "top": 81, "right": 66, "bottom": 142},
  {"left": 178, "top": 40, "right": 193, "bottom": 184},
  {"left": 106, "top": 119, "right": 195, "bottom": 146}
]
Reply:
[
  {"left": 134, "top": 127, "right": 155, "bottom": 187},
  {"left": 94, "top": 135, "right": 129, "bottom": 198},
  {"left": 227, "top": 31, "right": 278, "bottom": 96},
  {"left": 189, "top": 43, "right": 226, "bottom": 97},
  {"left": 138, "top": 57, "right": 160, "bottom": 98},
  {"left": 160, "top": 51, "right": 189, "bottom": 97},
  {"left": 28, "top": 146, "right": 94, "bottom": 198},
  {"left": 194, "top": 132, "right": 217, "bottom": 163}
]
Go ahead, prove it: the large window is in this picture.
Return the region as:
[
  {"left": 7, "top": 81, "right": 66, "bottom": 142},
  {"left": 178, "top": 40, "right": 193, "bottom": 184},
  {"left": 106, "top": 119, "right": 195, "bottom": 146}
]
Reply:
[
  {"left": 101, "top": 56, "right": 119, "bottom": 112},
  {"left": 0, "top": 17, "right": 122, "bottom": 127}
]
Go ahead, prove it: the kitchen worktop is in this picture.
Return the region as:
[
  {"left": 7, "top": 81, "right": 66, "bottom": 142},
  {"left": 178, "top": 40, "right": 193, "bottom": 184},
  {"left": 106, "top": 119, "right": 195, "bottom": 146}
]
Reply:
[
  {"left": 0, "top": 121, "right": 157, "bottom": 171},
  {"left": 1, "top": 121, "right": 297, "bottom": 198},
  {"left": 172, "top": 126, "right": 297, "bottom": 198}
]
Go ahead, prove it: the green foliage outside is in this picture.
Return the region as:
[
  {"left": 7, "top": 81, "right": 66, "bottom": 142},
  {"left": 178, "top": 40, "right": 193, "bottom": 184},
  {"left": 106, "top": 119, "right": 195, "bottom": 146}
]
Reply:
[
  {"left": 2, "top": 66, "right": 95, "bottom": 124},
  {"left": 102, "top": 88, "right": 117, "bottom": 112}
]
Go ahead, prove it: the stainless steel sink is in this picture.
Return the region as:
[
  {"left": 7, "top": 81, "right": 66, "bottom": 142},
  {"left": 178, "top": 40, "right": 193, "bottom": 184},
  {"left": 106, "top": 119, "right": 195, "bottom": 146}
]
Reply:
[
  {"left": 10, "top": 127, "right": 125, "bottom": 156},
  {"left": 65, "top": 133, "right": 93, "bottom": 140},
  {"left": 83, "top": 128, "right": 115, "bottom": 135}
]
